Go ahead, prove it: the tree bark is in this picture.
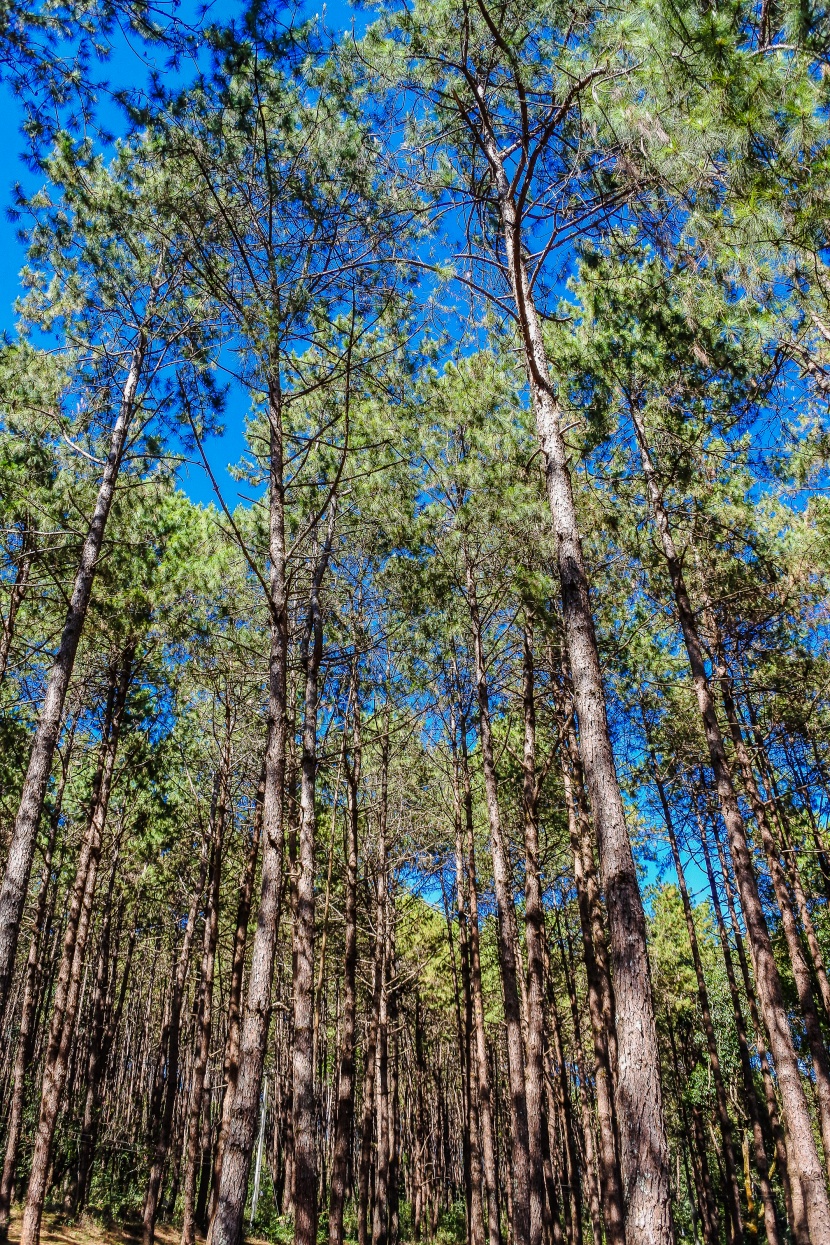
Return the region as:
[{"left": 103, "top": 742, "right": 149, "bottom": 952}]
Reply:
[
  {"left": 697, "top": 819, "right": 783, "bottom": 1245},
  {"left": 0, "top": 742, "right": 68, "bottom": 1238},
  {"left": 293, "top": 510, "right": 335, "bottom": 1245},
  {"left": 458, "top": 720, "right": 501, "bottom": 1245},
  {"left": 647, "top": 747, "right": 744, "bottom": 1244},
  {"left": 209, "top": 376, "right": 289, "bottom": 1245},
  {"left": 143, "top": 847, "right": 209, "bottom": 1245},
  {"left": 182, "top": 756, "right": 229, "bottom": 1245},
  {"left": 328, "top": 695, "right": 361, "bottom": 1245},
  {"left": 555, "top": 694, "right": 624, "bottom": 1244},
  {"left": 629, "top": 402, "right": 830, "bottom": 1242},
  {"left": 20, "top": 644, "right": 134, "bottom": 1245},
  {"left": 209, "top": 764, "right": 264, "bottom": 1227},
  {"left": 465, "top": 558, "right": 531, "bottom": 1245},
  {"left": 0, "top": 334, "right": 149, "bottom": 1019}
]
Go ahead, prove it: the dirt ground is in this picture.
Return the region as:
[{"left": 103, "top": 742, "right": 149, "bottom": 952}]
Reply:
[{"left": 5, "top": 1212, "right": 270, "bottom": 1245}]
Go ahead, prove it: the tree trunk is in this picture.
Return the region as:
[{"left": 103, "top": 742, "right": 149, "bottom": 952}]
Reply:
[
  {"left": 209, "top": 765, "right": 264, "bottom": 1227},
  {"left": 555, "top": 694, "right": 624, "bottom": 1244},
  {"left": 328, "top": 698, "right": 360, "bottom": 1245},
  {"left": 0, "top": 743, "right": 68, "bottom": 1238},
  {"left": 474, "top": 132, "right": 673, "bottom": 1241},
  {"left": 518, "top": 619, "right": 550, "bottom": 1245},
  {"left": 20, "top": 644, "right": 134, "bottom": 1245},
  {"left": 465, "top": 558, "right": 531, "bottom": 1245},
  {"left": 210, "top": 377, "right": 289, "bottom": 1245},
  {"left": 293, "top": 510, "right": 335, "bottom": 1245},
  {"left": 459, "top": 721, "right": 501, "bottom": 1245},
  {"left": 182, "top": 758, "right": 228, "bottom": 1245},
  {"left": 0, "top": 335, "right": 148, "bottom": 1019},
  {"left": 697, "top": 819, "right": 783, "bottom": 1245},
  {"left": 142, "top": 847, "right": 209, "bottom": 1245},
  {"left": 629, "top": 400, "right": 830, "bottom": 1242},
  {"left": 647, "top": 749, "right": 743, "bottom": 1243}
]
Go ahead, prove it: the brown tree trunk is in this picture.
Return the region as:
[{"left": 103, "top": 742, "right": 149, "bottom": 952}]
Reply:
[
  {"left": 293, "top": 511, "right": 335, "bottom": 1245},
  {"left": 210, "top": 377, "right": 289, "bottom": 1245},
  {"left": 0, "top": 742, "right": 69, "bottom": 1238},
  {"left": 182, "top": 758, "right": 229, "bottom": 1245},
  {"left": 697, "top": 820, "right": 783, "bottom": 1245},
  {"left": 143, "top": 847, "right": 209, "bottom": 1245},
  {"left": 358, "top": 909, "right": 383, "bottom": 1245},
  {"left": 373, "top": 724, "right": 391, "bottom": 1245},
  {"left": 708, "top": 815, "right": 798, "bottom": 1239},
  {"left": 20, "top": 644, "right": 134, "bottom": 1245},
  {"left": 555, "top": 699, "right": 625, "bottom": 1244},
  {"left": 209, "top": 764, "right": 264, "bottom": 1226},
  {"left": 465, "top": 559, "right": 531, "bottom": 1245},
  {"left": 328, "top": 699, "right": 361, "bottom": 1245},
  {"left": 449, "top": 704, "right": 484, "bottom": 1245},
  {"left": 629, "top": 401, "right": 830, "bottom": 1242},
  {"left": 518, "top": 620, "right": 550, "bottom": 1245},
  {"left": 458, "top": 721, "right": 501, "bottom": 1245},
  {"left": 474, "top": 135, "right": 673, "bottom": 1240},
  {"left": 647, "top": 749, "right": 744, "bottom": 1243},
  {"left": 0, "top": 334, "right": 149, "bottom": 1019}
]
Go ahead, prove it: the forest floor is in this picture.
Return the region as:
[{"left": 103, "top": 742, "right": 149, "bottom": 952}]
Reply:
[{"left": 5, "top": 1213, "right": 272, "bottom": 1245}]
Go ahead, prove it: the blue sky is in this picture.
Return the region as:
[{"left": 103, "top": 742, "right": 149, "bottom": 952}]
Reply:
[{"left": 0, "top": 0, "right": 365, "bottom": 509}]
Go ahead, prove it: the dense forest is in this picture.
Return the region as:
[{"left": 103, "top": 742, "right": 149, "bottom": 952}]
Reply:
[{"left": 1, "top": 2, "right": 830, "bottom": 1244}]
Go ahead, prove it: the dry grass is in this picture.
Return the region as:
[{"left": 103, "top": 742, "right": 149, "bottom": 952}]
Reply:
[
  {"left": 5, "top": 1210, "right": 183, "bottom": 1245},
  {"left": 5, "top": 1212, "right": 274, "bottom": 1245}
]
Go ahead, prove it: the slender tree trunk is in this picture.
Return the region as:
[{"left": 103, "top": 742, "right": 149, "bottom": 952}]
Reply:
[
  {"left": 697, "top": 820, "right": 783, "bottom": 1245},
  {"left": 21, "top": 645, "right": 134, "bottom": 1245},
  {"left": 358, "top": 911, "right": 383, "bottom": 1245},
  {"left": 0, "top": 335, "right": 149, "bottom": 1018},
  {"left": 210, "top": 377, "right": 289, "bottom": 1245},
  {"left": 458, "top": 721, "right": 501, "bottom": 1245},
  {"left": 328, "top": 698, "right": 361, "bottom": 1245},
  {"left": 293, "top": 511, "right": 335, "bottom": 1245},
  {"left": 0, "top": 744, "right": 69, "bottom": 1238},
  {"left": 518, "top": 619, "right": 550, "bottom": 1245},
  {"left": 182, "top": 758, "right": 228, "bottom": 1245},
  {"left": 708, "top": 814, "right": 799, "bottom": 1239},
  {"left": 629, "top": 401, "right": 830, "bottom": 1242},
  {"left": 77, "top": 910, "right": 135, "bottom": 1212},
  {"left": 465, "top": 559, "right": 531, "bottom": 1245},
  {"left": 556, "top": 699, "right": 625, "bottom": 1244},
  {"left": 474, "top": 135, "right": 673, "bottom": 1241},
  {"left": 209, "top": 766, "right": 264, "bottom": 1226},
  {"left": 559, "top": 929, "right": 603, "bottom": 1245},
  {"left": 373, "top": 725, "right": 391, "bottom": 1245},
  {"left": 143, "top": 848, "right": 209, "bottom": 1245},
  {"left": 449, "top": 705, "right": 484, "bottom": 1245},
  {"left": 647, "top": 748, "right": 744, "bottom": 1243}
]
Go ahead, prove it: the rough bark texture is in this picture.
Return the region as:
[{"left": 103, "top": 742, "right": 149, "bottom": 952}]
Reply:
[
  {"left": 327, "top": 706, "right": 360, "bottom": 1245},
  {"left": 0, "top": 337, "right": 147, "bottom": 1019},
  {"left": 181, "top": 761, "right": 228, "bottom": 1245},
  {"left": 209, "top": 766, "right": 264, "bottom": 1228},
  {"left": 469, "top": 137, "right": 673, "bottom": 1239},
  {"left": 20, "top": 646, "right": 133, "bottom": 1245},
  {"left": 465, "top": 560, "right": 531, "bottom": 1245},
  {"left": 649, "top": 754, "right": 743, "bottom": 1243},
  {"left": 209, "top": 381, "right": 289, "bottom": 1245},
  {"left": 630, "top": 405, "right": 830, "bottom": 1241},
  {"left": 142, "top": 849, "right": 209, "bottom": 1245},
  {"left": 459, "top": 724, "right": 501, "bottom": 1245},
  {"left": 293, "top": 513, "right": 335, "bottom": 1245}
]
